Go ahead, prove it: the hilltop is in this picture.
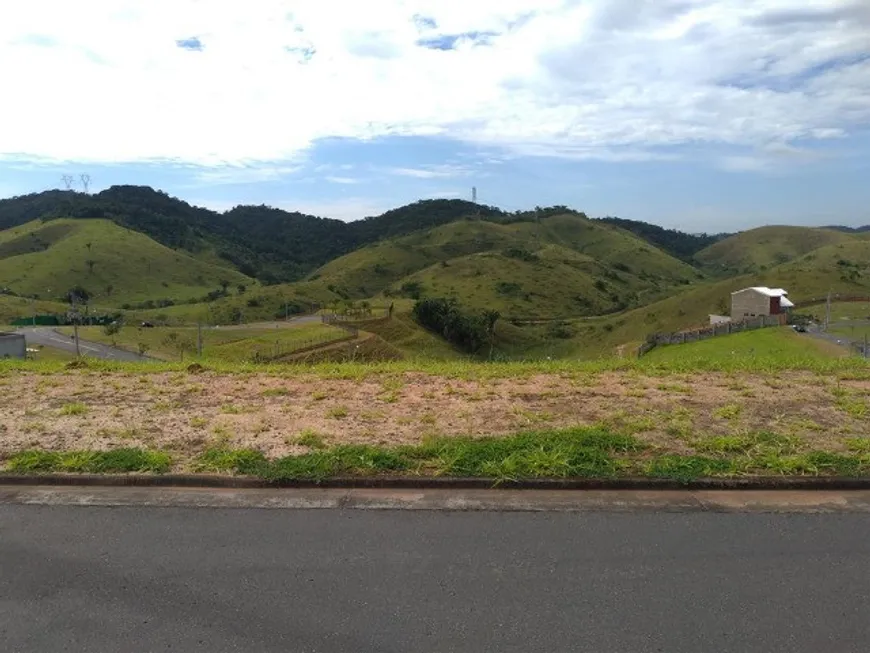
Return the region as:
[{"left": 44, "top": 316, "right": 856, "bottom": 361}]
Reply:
[
  {"left": 694, "top": 225, "right": 854, "bottom": 275},
  {"left": 0, "top": 218, "right": 252, "bottom": 305}
]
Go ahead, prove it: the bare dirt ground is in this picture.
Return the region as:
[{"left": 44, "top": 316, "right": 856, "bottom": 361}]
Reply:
[{"left": 0, "top": 370, "right": 867, "bottom": 467}]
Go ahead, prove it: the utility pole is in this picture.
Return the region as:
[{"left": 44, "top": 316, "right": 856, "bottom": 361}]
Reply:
[
  {"left": 70, "top": 298, "right": 81, "bottom": 358},
  {"left": 61, "top": 175, "right": 75, "bottom": 190},
  {"left": 80, "top": 174, "right": 91, "bottom": 194},
  {"left": 197, "top": 322, "right": 203, "bottom": 357},
  {"left": 825, "top": 291, "right": 832, "bottom": 332}
]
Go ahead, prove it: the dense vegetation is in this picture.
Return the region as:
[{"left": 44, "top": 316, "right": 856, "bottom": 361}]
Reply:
[{"left": 412, "top": 297, "right": 498, "bottom": 354}]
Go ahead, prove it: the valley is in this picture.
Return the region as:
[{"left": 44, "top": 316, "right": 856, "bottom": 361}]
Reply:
[{"left": 2, "top": 186, "right": 870, "bottom": 363}]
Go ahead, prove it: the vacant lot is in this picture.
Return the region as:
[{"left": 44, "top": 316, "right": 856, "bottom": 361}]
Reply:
[{"left": 1, "top": 363, "right": 869, "bottom": 479}]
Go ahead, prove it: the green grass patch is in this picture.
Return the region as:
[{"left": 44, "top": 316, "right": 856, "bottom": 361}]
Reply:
[
  {"left": 194, "top": 448, "right": 268, "bottom": 475},
  {"left": 59, "top": 402, "right": 88, "bottom": 416},
  {"left": 643, "top": 327, "right": 848, "bottom": 367},
  {"left": 646, "top": 455, "right": 736, "bottom": 482},
  {"left": 296, "top": 430, "right": 326, "bottom": 449},
  {"left": 6, "top": 448, "right": 171, "bottom": 474}
]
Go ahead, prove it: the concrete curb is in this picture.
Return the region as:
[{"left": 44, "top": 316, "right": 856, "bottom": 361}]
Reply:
[{"left": 2, "top": 474, "right": 870, "bottom": 491}]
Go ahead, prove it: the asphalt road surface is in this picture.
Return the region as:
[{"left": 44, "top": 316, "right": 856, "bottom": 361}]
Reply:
[
  {"left": 2, "top": 506, "right": 869, "bottom": 652},
  {"left": 16, "top": 327, "right": 149, "bottom": 361}
]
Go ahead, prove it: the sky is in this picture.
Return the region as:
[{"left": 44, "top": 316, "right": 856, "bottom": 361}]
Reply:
[{"left": 1, "top": 0, "right": 869, "bottom": 231}]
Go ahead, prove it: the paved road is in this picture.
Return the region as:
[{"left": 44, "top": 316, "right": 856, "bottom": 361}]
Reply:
[
  {"left": 2, "top": 506, "right": 869, "bottom": 652},
  {"left": 16, "top": 327, "right": 149, "bottom": 361}
]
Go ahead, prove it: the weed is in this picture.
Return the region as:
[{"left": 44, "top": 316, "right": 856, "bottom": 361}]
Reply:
[
  {"left": 194, "top": 448, "right": 267, "bottom": 475},
  {"left": 846, "top": 438, "right": 870, "bottom": 454},
  {"left": 696, "top": 435, "right": 751, "bottom": 454},
  {"left": 420, "top": 413, "right": 437, "bottom": 425},
  {"left": 600, "top": 411, "right": 657, "bottom": 434},
  {"left": 836, "top": 395, "right": 868, "bottom": 419},
  {"left": 261, "top": 387, "right": 290, "bottom": 397},
  {"left": 713, "top": 404, "right": 742, "bottom": 421},
  {"left": 646, "top": 455, "right": 735, "bottom": 482},
  {"left": 220, "top": 403, "right": 245, "bottom": 414},
  {"left": 311, "top": 390, "right": 328, "bottom": 401},
  {"left": 59, "top": 402, "right": 88, "bottom": 416},
  {"left": 790, "top": 417, "right": 824, "bottom": 432},
  {"left": 657, "top": 383, "right": 693, "bottom": 395},
  {"left": 189, "top": 417, "right": 208, "bottom": 429},
  {"left": 327, "top": 406, "right": 349, "bottom": 420},
  {"left": 296, "top": 430, "right": 326, "bottom": 449},
  {"left": 6, "top": 448, "right": 171, "bottom": 474}
]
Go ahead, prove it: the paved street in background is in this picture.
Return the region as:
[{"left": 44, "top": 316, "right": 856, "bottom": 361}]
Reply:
[
  {"left": 2, "top": 505, "right": 869, "bottom": 652},
  {"left": 16, "top": 327, "right": 149, "bottom": 361}
]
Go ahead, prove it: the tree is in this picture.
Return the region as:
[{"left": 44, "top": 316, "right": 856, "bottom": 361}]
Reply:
[
  {"left": 137, "top": 342, "right": 150, "bottom": 356},
  {"left": 162, "top": 331, "right": 194, "bottom": 361},
  {"left": 237, "top": 284, "right": 246, "bottom": 295},
  {"left": 219, "top": 279, "right": 230, "bottom": 293},
  {"left": 482, "top": 309, "right": 500, "bottom": 360},
  {"left": 85, "top": 259, "right": 96, "bottom": 274},
  {"left": 65, "top": 285, "right": 90, "bottom": 306},
  {"left": 105, "top": 284, "right": 114, "bottom": 297},
  {"left": 103, "top": 321, "right": 122, "bottom": 346}
]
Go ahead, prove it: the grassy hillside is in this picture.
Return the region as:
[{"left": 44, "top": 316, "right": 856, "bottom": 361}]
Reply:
[
  {"left": 310, "top": 215, "right": 700, "bottom": 314},
  {"left": 58, "top": 323, "right": 347, "bottom": 362},
  {"left": 694, "top": 226, "right": 853, "bottom": 274},
  {"left": 0, "top": 295, "right": 72, "bottom": 325},
  {"left": 642, "top": 327, "right": 848, "bottom": 364},
  {"left": 0, "top": 218, "right": 252, "bottom": 305},
  {"left": 530, "top": 239, "right": 870, "bottom": 360}
]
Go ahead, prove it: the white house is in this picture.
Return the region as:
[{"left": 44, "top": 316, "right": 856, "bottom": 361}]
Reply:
[{"left": 730, "top": 287, "right": 793, "bottom": 322}]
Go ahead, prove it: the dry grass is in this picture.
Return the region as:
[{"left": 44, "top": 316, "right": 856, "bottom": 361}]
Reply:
[{"left": 0, "top": 369, "right": 867, "bottom": 472}]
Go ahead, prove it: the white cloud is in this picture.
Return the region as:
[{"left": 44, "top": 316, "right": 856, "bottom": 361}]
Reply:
[
  {"left": 0, "top": 0, "right": 868, "bottom": 166},
  {"left": 386, "top": 164, "right": 473, "bottom": 178},
  {"left": 324, "top": 176, "right": 360, "bottom": 184}
]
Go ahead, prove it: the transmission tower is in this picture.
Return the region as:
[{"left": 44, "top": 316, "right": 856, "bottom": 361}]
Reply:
[
  {"left": 472, "top": 187, "right": 481, "bottom": 219},
  {"left": 61, "top": 175, "right": 75, "bottom": 190},
  {"left": 80, "top": 174, "right": 91, "bottom": 194}
]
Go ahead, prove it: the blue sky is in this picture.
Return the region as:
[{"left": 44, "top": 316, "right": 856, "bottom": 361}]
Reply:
[{"left": 1, "top": 0, "right": 869, "bottom": 231}]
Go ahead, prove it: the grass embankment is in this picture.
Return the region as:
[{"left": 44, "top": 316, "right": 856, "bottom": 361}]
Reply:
[
  {"left": 57, "top": 323, "right": 347, "bottom": 361},
  {"left": 2, "top": 350, "right": 870, "bottom": 481},
  {"left": 642, "top": 327, "right": 849, "bottom": 363}
]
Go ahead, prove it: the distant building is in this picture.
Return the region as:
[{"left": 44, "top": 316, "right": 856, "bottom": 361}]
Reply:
[
  {"left": 730, "top": 287, "right": 793, "bottom": 322},
  {"left": 0, "top": 332, "right": 26, "bottom": 359}
]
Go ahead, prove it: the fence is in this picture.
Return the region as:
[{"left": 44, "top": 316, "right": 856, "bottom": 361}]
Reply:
[
  {"left": 637, "top": 314, "right": 786, "bottom": 358},
  {"left": 793, "top": 295, "right": 870, "bottom": 309},
  {"left": 321, "top": 314, "right": 361, "bottom": 337}
]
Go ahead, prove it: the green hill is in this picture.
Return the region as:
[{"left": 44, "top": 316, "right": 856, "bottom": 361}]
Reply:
[
  {"left": 0, "top": 187, "right": 722, "bottom": 286},
  {"left": 694, "top": 226, "right": 854, "bottom": 275},
  {"left": 0, "top": 218, "right": 252, "bottom": 305},
  {"left": 309, "top": 214, "right": 700, "bottom": 316}
]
